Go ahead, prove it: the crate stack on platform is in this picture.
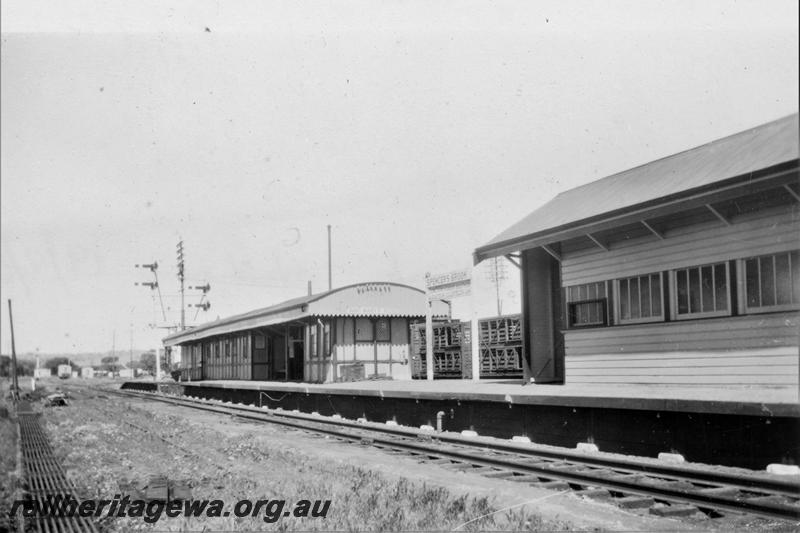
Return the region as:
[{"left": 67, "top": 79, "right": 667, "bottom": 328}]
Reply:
[
  {"left": 478, "top": 314, "right": 523, "bottom": 378},
  {"left": 410, "top": 321, "right": 467, "bottom": 379}
]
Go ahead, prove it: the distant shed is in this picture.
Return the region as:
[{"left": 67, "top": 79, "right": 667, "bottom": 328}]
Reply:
[
  {"left": 474, "top": 114, "right": 800, "bottom": 387},
  {"left": 165, "top": 282, "right": 450, "bottom": 383}
]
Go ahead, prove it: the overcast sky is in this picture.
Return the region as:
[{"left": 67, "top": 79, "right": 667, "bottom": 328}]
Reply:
[{"left": 1, "top": 0, "right": 798, "bottom": 355}]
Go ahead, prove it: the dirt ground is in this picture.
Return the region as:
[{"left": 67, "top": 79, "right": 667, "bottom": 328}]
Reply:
[{"left": 6, "top": 378, "right": 798, "bottom": 531}]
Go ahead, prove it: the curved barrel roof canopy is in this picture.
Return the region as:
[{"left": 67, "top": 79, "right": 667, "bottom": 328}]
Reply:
[{"left": 163, "top": 282, "right": 450, "bottom": 346}]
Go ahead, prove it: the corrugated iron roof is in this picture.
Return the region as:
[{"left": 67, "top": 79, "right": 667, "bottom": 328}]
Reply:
[
  {"left": 163, "top": 281, "right": 448, "bottom": 346},
  {"left": 476, "top": 113, "right": 799, "bottom": 259}
]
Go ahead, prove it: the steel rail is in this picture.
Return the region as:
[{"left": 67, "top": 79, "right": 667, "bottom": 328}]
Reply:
[{"left": 100, "top": 387, "right": 800, "bottom": 522}]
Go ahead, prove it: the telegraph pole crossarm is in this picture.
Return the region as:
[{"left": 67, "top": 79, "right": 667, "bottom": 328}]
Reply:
[
  {"left": 176, "top": 240, "right": 185, "bottom": 331},
  {"left": 136, "top": 261, "right": 167, "bottom": 321}
]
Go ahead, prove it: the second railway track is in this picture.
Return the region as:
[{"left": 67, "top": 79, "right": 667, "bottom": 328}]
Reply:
[{"left": 70, "top": 384, "right": 800, "bottom": 524}]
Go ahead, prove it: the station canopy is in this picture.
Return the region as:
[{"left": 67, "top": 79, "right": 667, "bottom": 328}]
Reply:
[
  {"left": 474, "top": 113, "right": 799, "bottom": 262},
  {"left": 163, "top": 282, "right": 451, "bottom": 346}
]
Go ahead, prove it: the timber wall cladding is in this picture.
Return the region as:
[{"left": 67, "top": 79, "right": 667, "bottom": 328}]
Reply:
[
  {"left": 201, "top": 334, "right": 251, "bottom": 380},
  {"left": 559, "top": 204, "right": 799, "bottom": 387},
  {"left": 564, "top": 312, "right": 799, "bottom": 386},
  {"left": 561, "top": 207, "right": 799, "bottom": 286}
]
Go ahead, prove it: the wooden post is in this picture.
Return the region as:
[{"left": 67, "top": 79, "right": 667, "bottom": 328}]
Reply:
[
  {"left": 285, "top": 324, "right": 290, "bottom": 381},
  {"left": 425, "top": 298, "right": 434, "bottom": 381},
  {"left": 471, "top": 268, "right": 481, "bottom": 382},
  {"left": 7, "top": 300, "right": 19, "bottom": 398}
]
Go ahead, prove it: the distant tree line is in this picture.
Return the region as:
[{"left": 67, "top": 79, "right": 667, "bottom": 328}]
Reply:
[{"left": 1, "top": 350, "right": 170, "bottom": 378}]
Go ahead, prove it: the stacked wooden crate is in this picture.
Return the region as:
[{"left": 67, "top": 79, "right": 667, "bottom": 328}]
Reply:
[
  {"left": 478, "top": 314, "right": 523, "bottom": 378},
  {"left": 410, "top": 321, "right": 465, "bottom": 379}
]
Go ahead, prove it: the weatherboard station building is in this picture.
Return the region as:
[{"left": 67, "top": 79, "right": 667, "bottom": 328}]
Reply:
[
  {"left": 166, "top": 282, "right": 450, "bottom": 383},
  {"left": 474, "top": 113, "right": 800, "bottom": 388}
]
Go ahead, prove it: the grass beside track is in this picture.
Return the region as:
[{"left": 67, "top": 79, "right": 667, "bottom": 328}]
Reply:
[
  {"left": 39, "top": 386, "right": 571, "bottom": 531},
  {"left": 0, "top": 380, "right": 19, "bottom": 531}
]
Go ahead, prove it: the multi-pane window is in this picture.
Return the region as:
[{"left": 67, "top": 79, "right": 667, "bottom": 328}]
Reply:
[
  {"left": 309, "top": 324, "right": 318, "bottom": 357},
  {"left": 616, "top": 273, "right": 663, "bottom": 324},
  {"left": 566, "top": 282, "right": 608, "bottom": 327},
  {"left": 376, "top": 318, "right": 391, "bottom": 342},
  {"left": 322, "top": 322, "right": 331, "bottom": 358},
  {"left": 742, "top": 251, "right": 800, "bottom": 313},
  {"left": 673, "top": 262, "right": 729, "bottom": 319}
]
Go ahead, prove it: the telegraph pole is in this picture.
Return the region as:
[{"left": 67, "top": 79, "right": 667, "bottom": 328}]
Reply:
[
  {"left": 7, "top": 300, "right": 19, "bottom": 400},
  {"left": 494, "top": 259, "right": 502, "bottom": 316},
  {"left": 177, "top": 240, "right": 185, "bottom": 330},
  {"left": 485, "top": 257, "right": 507, "bottom": 316}
]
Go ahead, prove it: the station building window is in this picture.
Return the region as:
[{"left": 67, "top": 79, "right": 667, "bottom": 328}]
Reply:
[
  {"left": 615, "top": 273, "right": 663, "bottom": 324},
  {"left": 741, "top": 250, "right": 800, "bottom": 313},
  {"left": 355, "top": 317, "right": 373, "bottom": 342},
  {"left": 322, "top": 322, "right": 331, "bottom": 358},
  {"left": 376, "top": 318, "right": 391, "bottom": 342},
  {"left": 671, "top": 262, "right": 729, "bottom": 319},
  {"left": 566, "top": 281, "right": 608, "bottom": 327},
  {"left": 309, "top": 325, "right": 318, "bottom": 357}
]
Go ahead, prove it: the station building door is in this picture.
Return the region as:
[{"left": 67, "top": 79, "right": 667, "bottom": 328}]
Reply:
[
  {"left": 252, "top": 333, "right": 269, "bottom": 380},
  {"left": 287, "top": 325, "right": 305, "bottom": 381}
]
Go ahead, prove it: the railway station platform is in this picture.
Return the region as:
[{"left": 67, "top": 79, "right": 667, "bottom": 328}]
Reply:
[
  {"left": 122, "top": 378, "right": 800, "bottom": 470},
  {"left": 180, "top": 379, "right": 799, "bottom": 417}
]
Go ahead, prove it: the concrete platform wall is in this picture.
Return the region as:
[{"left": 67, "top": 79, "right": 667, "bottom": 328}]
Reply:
[{"left": 122, "top": 381, "right": 799, "bottom": 470}]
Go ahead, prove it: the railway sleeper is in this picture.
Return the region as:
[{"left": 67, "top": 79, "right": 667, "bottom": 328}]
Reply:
[
  {"left": 422, "top": 457, "right": 453, "bottom": 465},
  {"left": 615, "top": 495, "right": 656, "bottom": 509},
  {"left": 649, "top": 504, "right": 703, "bottom": 518},
  {"left": 530, "top": 480, "right": 572, "bottom": 491},
  {"left": 574, "top": 488, "right": 613, "bottom": 501},
  {"left": 482, "top": 469, "right": 517, "bottom": 479},
  {"left": 441, "top": 462, "right": 475, "bottom": 472}
]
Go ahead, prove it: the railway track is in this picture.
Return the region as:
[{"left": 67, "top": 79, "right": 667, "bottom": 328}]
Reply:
[
  {"left": 72, "top": 385, "right": 800, "bottom": 523},
  {"left": 15, "top": 400, "right": 99, "bottom": 533}
]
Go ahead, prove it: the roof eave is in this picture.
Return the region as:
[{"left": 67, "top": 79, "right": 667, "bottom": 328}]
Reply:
[
  {"left": 162, "top": 303, "right": 307, "bottom": 345},
  {"left": 474, "top": 160, "right": 799, "bottom": 264}
]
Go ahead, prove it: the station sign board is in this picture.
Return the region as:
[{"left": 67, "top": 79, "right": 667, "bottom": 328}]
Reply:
[{"left": 425, "top": 268, "right": 471, "bottom": 300}]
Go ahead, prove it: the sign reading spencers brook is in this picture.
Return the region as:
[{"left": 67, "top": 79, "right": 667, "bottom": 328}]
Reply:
[{"left": 426, "top": 269, "right": 471, "bottom": 300}]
